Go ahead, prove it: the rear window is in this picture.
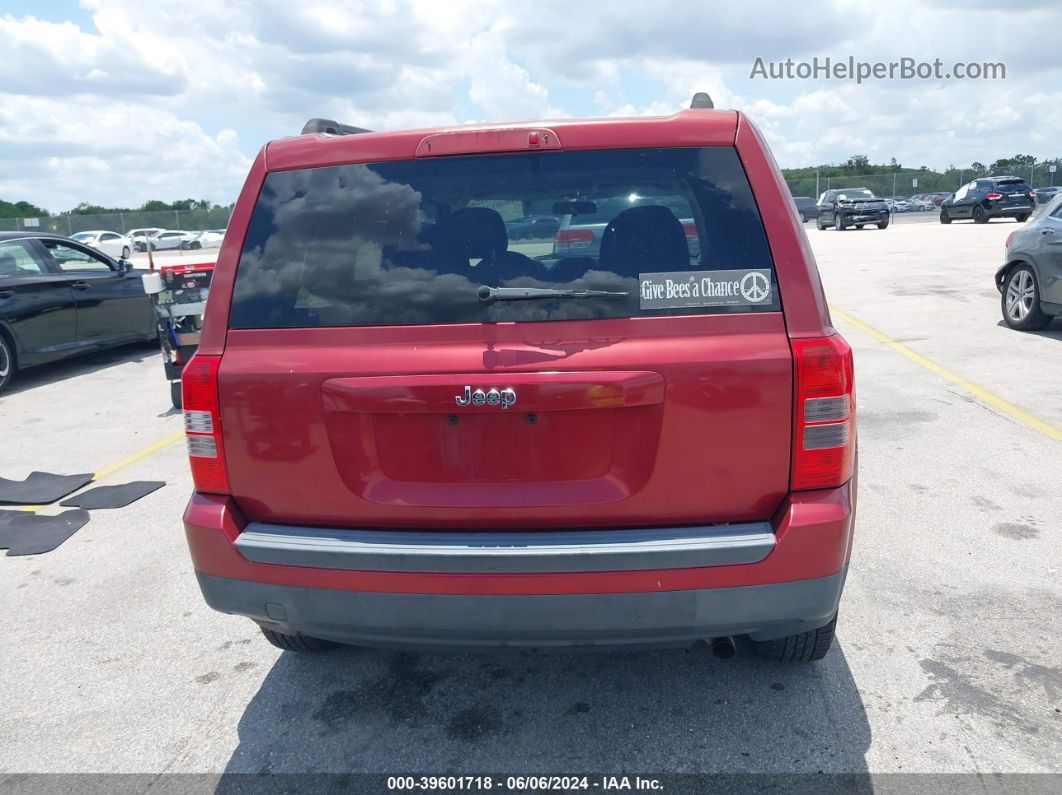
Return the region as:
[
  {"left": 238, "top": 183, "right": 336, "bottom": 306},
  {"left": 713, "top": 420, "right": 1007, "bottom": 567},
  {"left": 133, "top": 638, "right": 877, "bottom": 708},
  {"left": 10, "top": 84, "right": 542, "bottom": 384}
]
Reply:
[
  {"left": 995, "top": 179, "right": 1030, "bottom": 190},
  {"left": 229, "top": 147, "right": 778, "bottom": 329}
]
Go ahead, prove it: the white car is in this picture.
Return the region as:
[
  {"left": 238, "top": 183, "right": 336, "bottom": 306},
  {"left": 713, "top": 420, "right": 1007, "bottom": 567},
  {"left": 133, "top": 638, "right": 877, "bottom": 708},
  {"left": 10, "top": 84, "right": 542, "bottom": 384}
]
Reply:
[
  {"left": 195, "top": 229, "right": 225, "bottom": 247},
  {"left": 150, "top": 230, "right": 202, "bottom": 250},
  {"left": 129, "top": 228, "right": 164, "bottom": 252},
  {"left": 70, "top": 230, "right": 133, "bottom": 260}
]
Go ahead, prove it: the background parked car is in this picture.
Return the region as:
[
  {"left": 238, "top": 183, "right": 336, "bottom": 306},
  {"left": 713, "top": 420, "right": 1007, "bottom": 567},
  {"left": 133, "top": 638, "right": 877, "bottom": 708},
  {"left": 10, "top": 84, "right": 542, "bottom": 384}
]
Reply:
[
  {"left": 1034, "top": 186, "right": 1062, "bottom": 204},
  {"left": 908, "top": 195, "right": 935, "bottom": 211},
  {"left": 940, "top": 176, "right": 1035, "bottom": 224},
  {"left": 792, "top": 196, "right": 817, "bottom": 222},
  {"left": 150, "top": 230, "right": 203, "bottom": 250},
  {"left": 70, "top": 230, "right": 132, "bottom": 260},
  {"left": 816, "top": 187, "right": 890, "bottom": 230},
  {"left": 505, "top": 215, "right": 560, "bottom": 240},
  {"left": 0, "top": 232, "right": 155, "bottom": 393},
  {"left": 130, "top": 228, "right": 163, "bottom": 252},
  {"left": 995, "top": 194, "right": 1062, "bottom": 330},
  {"left": 890, "top": 198, "right": 910, "bottom": 212},
  {"left": 194, "top": 229, "right": 226, "bottom": 248}
]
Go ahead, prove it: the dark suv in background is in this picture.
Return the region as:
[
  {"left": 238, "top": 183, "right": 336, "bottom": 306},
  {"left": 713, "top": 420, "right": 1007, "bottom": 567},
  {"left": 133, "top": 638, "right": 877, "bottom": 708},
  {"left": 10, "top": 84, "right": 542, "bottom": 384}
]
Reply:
[
  {"left": 792, "top": 197, "right": 817, "bottom": 223},
  {"left": 940, "top": 176, "right": 1035, "bottom": 224},
  {"left": 816, "top": 188, "right": 890, "bottom": 231}
]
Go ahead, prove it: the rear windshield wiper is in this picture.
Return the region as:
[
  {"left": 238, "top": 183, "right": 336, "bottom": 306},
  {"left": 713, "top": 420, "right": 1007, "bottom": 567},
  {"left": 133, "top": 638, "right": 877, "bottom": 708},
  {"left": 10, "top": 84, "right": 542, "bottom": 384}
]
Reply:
[{"left": 477, "top": 285, "right": 629, "bottom": 302}]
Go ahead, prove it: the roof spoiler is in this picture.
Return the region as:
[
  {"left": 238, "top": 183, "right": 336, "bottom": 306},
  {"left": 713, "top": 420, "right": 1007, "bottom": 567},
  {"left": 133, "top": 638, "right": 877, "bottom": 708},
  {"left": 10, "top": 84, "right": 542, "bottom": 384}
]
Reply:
[{"left": 301, "top": 118, "right": 372, "bottom": 136}]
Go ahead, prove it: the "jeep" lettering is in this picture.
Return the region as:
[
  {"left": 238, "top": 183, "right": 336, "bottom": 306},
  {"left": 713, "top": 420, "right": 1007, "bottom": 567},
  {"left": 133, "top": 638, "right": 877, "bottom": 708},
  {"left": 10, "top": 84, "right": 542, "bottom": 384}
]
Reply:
[{"left": 454, "top": 386, "right": 517, "bottom": 409}]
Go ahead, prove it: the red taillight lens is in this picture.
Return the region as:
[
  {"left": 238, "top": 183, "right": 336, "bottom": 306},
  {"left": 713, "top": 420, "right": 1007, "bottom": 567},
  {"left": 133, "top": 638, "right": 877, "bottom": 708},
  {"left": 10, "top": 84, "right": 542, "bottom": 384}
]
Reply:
[
  {"left": 682, "top": 222, "right": 698, "bottom": 238},
  {"left": 791, "top": 336, "right": 855, "bottom": 491},
  {"left": 986, "top": 192, "right": 1002, "bottom": 201},
  {"left": 554, "top": 229, "right": 593, "bottom": 250},
  {"left": 181, "top": 354, "right": 230, "bottom": 494}
]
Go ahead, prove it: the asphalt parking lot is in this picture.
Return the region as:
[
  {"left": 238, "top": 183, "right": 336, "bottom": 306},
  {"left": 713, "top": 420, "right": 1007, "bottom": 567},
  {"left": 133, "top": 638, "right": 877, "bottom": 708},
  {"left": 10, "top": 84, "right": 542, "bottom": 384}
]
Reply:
[{"left": 0, "top": 219, "right": 1059, "bottom": 780}]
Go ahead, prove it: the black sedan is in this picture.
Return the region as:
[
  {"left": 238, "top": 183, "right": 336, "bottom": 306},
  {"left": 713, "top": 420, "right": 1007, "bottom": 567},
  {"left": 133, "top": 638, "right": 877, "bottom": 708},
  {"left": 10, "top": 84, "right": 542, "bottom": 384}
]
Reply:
[{"left": 0, "top": 232, "right": 156, "bottom": 393}]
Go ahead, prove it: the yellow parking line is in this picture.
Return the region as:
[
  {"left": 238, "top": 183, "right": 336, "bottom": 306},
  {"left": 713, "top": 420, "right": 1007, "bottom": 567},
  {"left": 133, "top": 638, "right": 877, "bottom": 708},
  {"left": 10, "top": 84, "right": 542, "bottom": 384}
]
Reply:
[
  {"left": 92, "top": 430, "right": 185, "bottom": 481},
  {"left": 831, "top": 306, "right": 1062, "bottom": 442},
  {"left": 17, "top": 429, "right": 185, "bottom": 512}
]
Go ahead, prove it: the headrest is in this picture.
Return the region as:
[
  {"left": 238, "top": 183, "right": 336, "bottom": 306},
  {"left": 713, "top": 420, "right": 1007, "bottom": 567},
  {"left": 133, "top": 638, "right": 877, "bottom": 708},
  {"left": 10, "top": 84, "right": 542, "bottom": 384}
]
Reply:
[
  {"left": 431, "top": 207, "right": 509, "bottom": 260},
  {"left": 598, "top": 205, "right": 689, "bottom": 275}
]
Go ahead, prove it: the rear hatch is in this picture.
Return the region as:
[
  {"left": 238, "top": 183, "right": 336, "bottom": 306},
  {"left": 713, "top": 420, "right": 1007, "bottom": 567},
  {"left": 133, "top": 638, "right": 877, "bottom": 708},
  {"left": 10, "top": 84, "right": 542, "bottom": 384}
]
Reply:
[
  {"left": 993, "top": 179, "right": 1034, "bottom": 208},
  {"left": 219, "top": 144, "right": 792, "bottom": 529}
]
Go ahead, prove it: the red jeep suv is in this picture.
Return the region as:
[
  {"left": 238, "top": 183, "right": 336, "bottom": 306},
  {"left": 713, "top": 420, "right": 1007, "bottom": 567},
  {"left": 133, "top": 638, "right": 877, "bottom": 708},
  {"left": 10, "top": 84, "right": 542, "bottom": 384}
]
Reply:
[{"left": 182, "top": 97, "right": 857, "bottom": 662}]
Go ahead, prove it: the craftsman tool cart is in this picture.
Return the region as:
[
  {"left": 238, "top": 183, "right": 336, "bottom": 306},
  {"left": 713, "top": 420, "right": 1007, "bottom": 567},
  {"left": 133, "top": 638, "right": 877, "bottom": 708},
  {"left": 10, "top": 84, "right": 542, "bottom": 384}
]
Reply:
[{"left": 143, "top": 262, "right": 215, "bottom": 409}]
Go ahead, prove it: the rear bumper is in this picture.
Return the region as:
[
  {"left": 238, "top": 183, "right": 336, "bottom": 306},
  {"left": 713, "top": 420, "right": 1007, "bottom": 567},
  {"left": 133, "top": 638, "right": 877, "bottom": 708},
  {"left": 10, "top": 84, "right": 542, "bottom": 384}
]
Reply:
[
  {"left": 989, "top": 204, "right": 1034, "bottom": 217},
  {"left": 184, "top": 482, "right": 855, "bottom": 648},
  {"left": 196, "top": 569, "right": 845, "bottom": 649}
]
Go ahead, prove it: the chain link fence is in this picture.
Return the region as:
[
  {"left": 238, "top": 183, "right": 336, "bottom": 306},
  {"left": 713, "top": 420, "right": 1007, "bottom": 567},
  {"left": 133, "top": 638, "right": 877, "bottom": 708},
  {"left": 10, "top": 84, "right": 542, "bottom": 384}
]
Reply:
[
  {"left": 0, "top": 206, "right": 233, "bottom": 235},
  {"left": 786, "top": 165, "right": 1060, "bottom": 200}
]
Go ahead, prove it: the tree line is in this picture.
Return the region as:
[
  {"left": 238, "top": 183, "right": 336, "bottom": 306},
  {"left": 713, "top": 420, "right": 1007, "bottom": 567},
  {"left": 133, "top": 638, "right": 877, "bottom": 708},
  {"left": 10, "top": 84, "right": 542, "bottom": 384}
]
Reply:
[
  {"left": 0, "top": 198, "right": 228, "bottom": 220},
  {"left": 784, "top": 154, "right": 1061, "bottom": 198}
]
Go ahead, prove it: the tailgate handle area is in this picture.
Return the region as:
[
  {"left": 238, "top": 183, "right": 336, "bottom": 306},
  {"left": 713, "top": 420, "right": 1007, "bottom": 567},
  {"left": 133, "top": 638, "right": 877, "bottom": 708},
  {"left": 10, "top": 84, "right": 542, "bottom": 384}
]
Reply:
[{"left": 322, "top": 371, "right": 665, "bottom": 414}]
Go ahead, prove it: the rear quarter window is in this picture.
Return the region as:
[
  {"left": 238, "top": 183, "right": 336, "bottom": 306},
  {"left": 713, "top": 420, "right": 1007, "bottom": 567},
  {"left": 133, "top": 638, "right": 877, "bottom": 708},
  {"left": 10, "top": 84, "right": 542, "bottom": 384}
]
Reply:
[{"left": 229, "top": 146, "right": 778, "bottom": 328}]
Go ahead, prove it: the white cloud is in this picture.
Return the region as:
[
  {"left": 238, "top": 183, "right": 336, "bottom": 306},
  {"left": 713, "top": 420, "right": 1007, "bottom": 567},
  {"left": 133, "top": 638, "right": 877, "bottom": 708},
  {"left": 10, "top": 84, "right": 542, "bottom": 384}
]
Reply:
[
  {"left": 466, "top": 27, "right": 563, "bottom": 121},
  {"left": 0, "top": 95, "right": 250, "bottom": 212}
]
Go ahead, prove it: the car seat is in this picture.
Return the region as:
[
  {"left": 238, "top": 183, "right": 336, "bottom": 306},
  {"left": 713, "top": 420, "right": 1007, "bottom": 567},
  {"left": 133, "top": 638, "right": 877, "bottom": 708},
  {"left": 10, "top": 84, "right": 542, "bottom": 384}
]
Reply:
[
  {"left": 0, "top": 253, "right": 20, "bottom": 277},
  {"left": 429, "top": 207, "right": 541, "bottom": 282},
  {"left": 598, "top": 205, "right": 690, "bottom": 277}
]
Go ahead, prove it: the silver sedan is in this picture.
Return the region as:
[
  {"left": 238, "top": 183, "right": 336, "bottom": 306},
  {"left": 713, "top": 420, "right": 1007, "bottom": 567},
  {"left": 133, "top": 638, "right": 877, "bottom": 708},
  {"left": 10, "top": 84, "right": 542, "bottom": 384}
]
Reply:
[{"left": 996, "top": 194, "right": 1062, "bottom": 330}]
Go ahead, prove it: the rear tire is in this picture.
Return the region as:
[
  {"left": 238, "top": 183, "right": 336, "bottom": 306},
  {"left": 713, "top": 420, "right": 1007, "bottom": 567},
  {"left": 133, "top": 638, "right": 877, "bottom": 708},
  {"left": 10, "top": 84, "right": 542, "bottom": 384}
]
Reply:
[
  {"left": 755, "top": 615, "right": 837, "bottom": 662},
  {"left": 1015, "top": 213, "right": 1030, "bottom": 222},
  {"left": 121, "top": 246, "right": 131, "bottom": 259},
  {"left": 855, "top": 224, "right": 864, "bottom": 229},
  {"left": 170, "top": 380, "right": 182, "bottom": 409},
  {"left": 973, "top": 205, "right": 987, "bottom": 224},
  {"left": 260, "top": 627, "right": 340, "bottom": 652},
  {"left": 816, "top": 215, "right": 826, "bottom": 230},
  {"left": 0, "top": 333, "right": 16, "bottom": 394},
  {"left": 1001, "top": 264, "right": 1052, "bottom": 331}
]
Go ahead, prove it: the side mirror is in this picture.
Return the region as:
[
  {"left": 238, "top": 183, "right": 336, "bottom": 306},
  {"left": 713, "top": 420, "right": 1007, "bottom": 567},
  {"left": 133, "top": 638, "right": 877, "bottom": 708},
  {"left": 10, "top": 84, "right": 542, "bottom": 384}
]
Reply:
[{"left": 117, "top": 258, "right": 134, "bottom": 273}]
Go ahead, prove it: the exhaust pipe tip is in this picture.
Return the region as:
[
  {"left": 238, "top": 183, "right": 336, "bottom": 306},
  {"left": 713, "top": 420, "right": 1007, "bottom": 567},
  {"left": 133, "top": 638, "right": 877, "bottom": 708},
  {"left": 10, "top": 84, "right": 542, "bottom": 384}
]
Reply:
[{"left": 710, "top": 636, "right": 737, "bottom": 659}]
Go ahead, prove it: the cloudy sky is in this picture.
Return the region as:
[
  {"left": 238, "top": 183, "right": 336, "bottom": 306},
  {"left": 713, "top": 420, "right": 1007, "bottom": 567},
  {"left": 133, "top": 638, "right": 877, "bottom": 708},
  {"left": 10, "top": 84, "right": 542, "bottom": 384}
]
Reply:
[{"left": 2, "top": 0, "right": 1059, "bottom": 213}]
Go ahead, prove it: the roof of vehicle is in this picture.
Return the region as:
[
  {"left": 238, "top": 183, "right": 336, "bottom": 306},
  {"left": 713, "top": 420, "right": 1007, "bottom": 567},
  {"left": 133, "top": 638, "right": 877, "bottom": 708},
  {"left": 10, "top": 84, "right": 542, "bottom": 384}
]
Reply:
[
  {"left": 0, "top": 231, "right": 72, "bottom": 242},
  {"left": 263, "top": 109, "right": 740, "bottom": 172},
  {"left": 72, "top": 229, "right": 123, "bottom": 236}
]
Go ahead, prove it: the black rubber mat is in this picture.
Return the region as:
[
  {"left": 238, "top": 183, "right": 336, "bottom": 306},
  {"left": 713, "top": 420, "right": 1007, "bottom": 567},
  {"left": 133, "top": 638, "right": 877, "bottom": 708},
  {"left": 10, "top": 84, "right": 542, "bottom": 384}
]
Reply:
[
  {"left": 60, "top": 481, "right": 165, "bottom": 509},
  {"left": 0, "top": 509, "right": 90, "bottom": 555},
  {"left": 0, "top": 471, "right": 94, "bottom": 505}
]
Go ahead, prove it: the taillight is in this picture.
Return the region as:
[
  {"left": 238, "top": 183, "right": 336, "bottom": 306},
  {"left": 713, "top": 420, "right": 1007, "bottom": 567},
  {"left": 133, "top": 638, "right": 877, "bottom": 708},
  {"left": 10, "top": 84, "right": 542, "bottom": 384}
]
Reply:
[
  {"left": 791, "top": 336, "right": 855, "bottom": 491},
  {"left": 986, "top": 192, "right": 1002, "bottom": 201},
  {"left": 682, "top": 222, "right": 698, "bottom": 238},
  {"left": 181, "top": 354, "right": 230, "bottom": 494},
  {"left": 555, "top": 229, "right": 593, "bottom": 251}
]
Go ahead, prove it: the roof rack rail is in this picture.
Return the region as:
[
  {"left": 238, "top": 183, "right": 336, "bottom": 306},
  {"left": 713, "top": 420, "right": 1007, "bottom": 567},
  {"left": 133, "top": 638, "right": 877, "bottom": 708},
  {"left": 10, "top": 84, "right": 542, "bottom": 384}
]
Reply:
[
  {"left": 690, "top": 92, "right": 714, "bottom": 110},
  {"left": 301, "top": 118, "right": 372, "bottom": 136}
]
